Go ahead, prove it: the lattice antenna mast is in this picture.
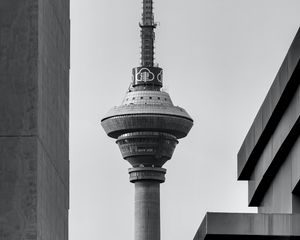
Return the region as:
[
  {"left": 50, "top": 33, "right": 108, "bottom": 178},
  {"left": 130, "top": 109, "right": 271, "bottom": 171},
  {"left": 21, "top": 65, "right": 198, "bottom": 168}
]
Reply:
[{"left": 140, "top": 0, "right": 157, "bottom": 67}]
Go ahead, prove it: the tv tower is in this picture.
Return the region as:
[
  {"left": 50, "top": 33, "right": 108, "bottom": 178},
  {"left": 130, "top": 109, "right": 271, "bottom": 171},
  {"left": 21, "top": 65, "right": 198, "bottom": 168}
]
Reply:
[{"left": 101, "top": 0, "right": 193, "bottom": 239}]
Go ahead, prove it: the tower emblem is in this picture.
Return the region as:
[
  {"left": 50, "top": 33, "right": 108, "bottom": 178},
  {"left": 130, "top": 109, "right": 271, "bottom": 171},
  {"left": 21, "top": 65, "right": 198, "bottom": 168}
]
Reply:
[
  {"left": 136, "top": 68, "right": 155, "bottom": 82},
  {"left": 157, "top": 70, "right": 163, "bottom": 82}
]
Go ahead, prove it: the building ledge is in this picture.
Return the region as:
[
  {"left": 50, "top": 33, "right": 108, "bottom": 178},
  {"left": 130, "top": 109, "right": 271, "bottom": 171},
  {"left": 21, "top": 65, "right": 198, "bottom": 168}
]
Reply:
[
  {"left": 238, "top": 27, "right": 300, "bottom": 180},
  {"left": 194, "top": 212, "right": 300, "bottom": 240}
]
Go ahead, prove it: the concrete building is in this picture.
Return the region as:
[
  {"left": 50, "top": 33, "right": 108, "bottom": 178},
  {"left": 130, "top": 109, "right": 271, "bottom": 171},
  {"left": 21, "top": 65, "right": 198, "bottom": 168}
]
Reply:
[
  {"left": 0, "top": 0, "right": 70, "bottom": 239},
  {"left": 101, "top": 0, "right": 193, "bottom": 240},
  {"left": 194, "top": 28, "right": 300, "bottom": 240}
]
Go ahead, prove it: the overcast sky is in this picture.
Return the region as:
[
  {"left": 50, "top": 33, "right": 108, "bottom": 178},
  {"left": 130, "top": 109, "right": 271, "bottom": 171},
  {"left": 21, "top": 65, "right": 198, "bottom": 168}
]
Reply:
[{"left": 69, "top": 1, "right": 300, "bottom": 239}]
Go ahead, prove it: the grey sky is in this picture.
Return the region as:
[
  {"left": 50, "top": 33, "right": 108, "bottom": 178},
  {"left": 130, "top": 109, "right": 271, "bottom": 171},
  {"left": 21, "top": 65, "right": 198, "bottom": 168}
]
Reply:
[{"left": 69, "top": 1, "right": 300, "bottom": 239}]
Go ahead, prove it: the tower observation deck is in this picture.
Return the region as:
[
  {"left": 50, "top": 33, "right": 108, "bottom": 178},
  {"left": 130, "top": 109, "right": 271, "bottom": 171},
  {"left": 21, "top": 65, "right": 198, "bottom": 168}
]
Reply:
[{"left": 101, "top": 1, "right": 193, "bottom": 239}]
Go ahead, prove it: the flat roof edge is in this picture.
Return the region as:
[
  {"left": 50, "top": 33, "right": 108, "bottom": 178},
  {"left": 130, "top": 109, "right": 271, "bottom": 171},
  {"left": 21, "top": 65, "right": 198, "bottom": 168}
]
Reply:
[{"left": 194, "top": 212, "right": 300, "bottom": 240}]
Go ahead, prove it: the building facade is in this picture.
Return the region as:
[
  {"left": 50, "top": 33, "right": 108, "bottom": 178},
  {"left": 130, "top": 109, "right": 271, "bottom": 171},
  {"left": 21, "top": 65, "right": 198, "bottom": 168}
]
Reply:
[
  {"left": 0, "top": 1, "right": 70, "bottom": 239},
  {"left": 194, "top": 27, "right": 300, "bottom": 240}
]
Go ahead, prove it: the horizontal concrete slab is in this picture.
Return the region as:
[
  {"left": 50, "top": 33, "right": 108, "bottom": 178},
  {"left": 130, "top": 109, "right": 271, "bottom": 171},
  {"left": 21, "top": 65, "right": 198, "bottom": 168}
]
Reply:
[
  {"left": 238, "top": 27, "right": 300, "bottom": 180},
  {"left": 247, "top": 84, "right": 300, "bottom": 206},
  {"left": 194, "top": 212, "right": 300, "bottom": 240}
]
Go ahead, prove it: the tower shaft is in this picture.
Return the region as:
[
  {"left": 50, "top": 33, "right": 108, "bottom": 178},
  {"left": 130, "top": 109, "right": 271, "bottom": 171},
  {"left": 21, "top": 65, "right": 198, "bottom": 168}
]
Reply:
[
  {"left": 135, "top": 181, "right": 160, "bottom": 240},
  {"left": 129, "top": 167, "right": 166, "bottom": 240}
]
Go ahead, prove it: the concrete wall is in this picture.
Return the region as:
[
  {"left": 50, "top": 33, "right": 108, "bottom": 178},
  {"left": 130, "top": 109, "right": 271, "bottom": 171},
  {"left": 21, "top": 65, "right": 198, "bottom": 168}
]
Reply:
[
  {"left": 258, "top": 134, "right": 300, "bottom": 214},
  {"left": 238, "top": 28, "right": 300, "bottom": 181},
  {"left": 0, "top": 0, "right": 69, "bottom": 239},
  {"left": 37, "top": 0, "right": 70, "bottom": 238},
  {"left": 248, "top": 81, "right": 300, "bottom": 207},
  {"left": 237, "top": 28, "right": 300, "bottom": 212}
]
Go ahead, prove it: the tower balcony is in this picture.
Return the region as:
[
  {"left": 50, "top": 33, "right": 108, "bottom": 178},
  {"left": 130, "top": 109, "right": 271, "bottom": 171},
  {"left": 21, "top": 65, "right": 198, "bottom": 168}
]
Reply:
[{"left": 116, "top": 131, "right": 178, "bottom": 167}]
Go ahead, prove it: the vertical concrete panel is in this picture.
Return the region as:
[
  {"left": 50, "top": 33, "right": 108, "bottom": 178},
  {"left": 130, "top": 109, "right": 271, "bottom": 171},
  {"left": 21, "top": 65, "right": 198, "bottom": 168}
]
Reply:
[
  {"left": 292, "top": 195, "right": 300, "bottom": 213},
  {"left": 37, "top": 141, "right": 68, "bottom": 240},
  {"left": 0, "top": 0, "right": 69, "bottom": 239},
  {"left": 37, "top": 0, "right": 69, "bottom": 239},
  {"left": 292, "top": 213, "right": 300, "bottom": 234},
  {"left": 258, "top": 152, "right": 292, "bottom": 214},
  {"left": 0, "top": 0, "right": 38, "bottom": 135},
  {"left": 0, "top": 137, "right": 37, "bottom": 240},
  {"left": 38, "top": 0, "right": 69, "bottom": 187},
  {"left": 0, "top": 0, "right": 39, "bottom": 239}
]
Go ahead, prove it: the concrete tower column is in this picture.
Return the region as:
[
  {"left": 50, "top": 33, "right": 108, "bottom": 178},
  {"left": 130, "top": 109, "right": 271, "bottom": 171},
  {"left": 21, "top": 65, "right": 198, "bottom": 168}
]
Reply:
[
  {"left": 135, "top": 181, "right": 160, "bottom": 240},
  {"left": 0, "top": 0, "right": 69, "bottom": 239},
  {"left": 129, "top": 167, "right": 166, "bottom": 240}
]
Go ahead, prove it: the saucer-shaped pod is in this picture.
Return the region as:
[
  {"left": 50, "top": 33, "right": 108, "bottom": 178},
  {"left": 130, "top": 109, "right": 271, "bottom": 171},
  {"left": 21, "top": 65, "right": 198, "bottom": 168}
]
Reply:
[
  {"left": 102, "top": 113, "right": 192, "bottom": 139},
  {"left": 101, "top": 90, "right": 193, "bottom": 139}
]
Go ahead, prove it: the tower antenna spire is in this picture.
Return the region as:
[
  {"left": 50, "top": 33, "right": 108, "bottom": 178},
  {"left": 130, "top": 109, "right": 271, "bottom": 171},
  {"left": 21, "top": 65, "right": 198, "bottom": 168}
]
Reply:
[{"left": 140, "top": 0, "right": 157, "bottom": 67}]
